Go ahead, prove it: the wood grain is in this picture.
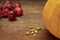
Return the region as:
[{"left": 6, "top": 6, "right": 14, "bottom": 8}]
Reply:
[{"left": 0, "top": 0, "right": 59, "bottom": 40}]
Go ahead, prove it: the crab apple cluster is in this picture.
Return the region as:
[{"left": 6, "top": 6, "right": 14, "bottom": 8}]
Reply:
[{"left": 0, "top": 0, "right": 23, "bottom": 21}]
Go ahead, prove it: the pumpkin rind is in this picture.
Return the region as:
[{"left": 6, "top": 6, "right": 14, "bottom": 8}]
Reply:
[{"left": 43, "top": 0, "right": 60, "bottom": 38}]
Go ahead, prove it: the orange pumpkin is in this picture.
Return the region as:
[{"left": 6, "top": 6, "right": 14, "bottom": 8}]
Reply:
[{"left": 43, "top": 0, "right": 60, "bottom": 38}]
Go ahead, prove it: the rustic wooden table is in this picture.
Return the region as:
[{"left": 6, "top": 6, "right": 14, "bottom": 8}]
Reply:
[{"left": 0, "top": 0, "right": 60, "bottom": 40}]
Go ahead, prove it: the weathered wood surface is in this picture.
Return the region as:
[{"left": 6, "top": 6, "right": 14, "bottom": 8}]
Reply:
[{"left": 0, "top": 0, "right": 59, "bottom": 40}]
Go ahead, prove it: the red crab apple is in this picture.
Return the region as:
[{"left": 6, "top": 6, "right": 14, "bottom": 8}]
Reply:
[
  {"left": 8, "top": 10, "right": 16, "bottom": 20},
  {"left": 0, "top": 10, "right": 3, "bottom": 18},
  {"left": 12, "top": 4, "right": 16, "bottom": 9},
  {"left": 14, "top": 7, "right": 23, "bottom": 16},
  {"left": 0, "top": 3, "right": 3, "bottom": 18},
  {"left": 12, "top": 2, "right": 21, "bottom": 9},
  {"left": 3, "top": 9, "right": 9, "bottom": 17},
  {"left": 0, "top": 3, "right": 3, "bottom": 10},
  {"left": 4, "top": 0, "right": 12, "bottom": 10},
  {"left": 5, "top": 3, "right": 12, "bottom": 10}
]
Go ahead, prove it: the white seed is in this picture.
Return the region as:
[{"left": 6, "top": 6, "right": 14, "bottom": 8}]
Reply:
[
  {"left": 30, "top": 29, "right": 35, "bottom": 32},
  {"left": 31, "top": 31, "right": 35, "bottom": 35},
  {"left": 28, "top": 26, "right": 33, "bottom": 29},
  {"left": 26, "top": 32, "right": 30, "bottom": 36},
  {"left": 33, "top": 34, "right": 37, "bottom": 37},
  {"left": 36, "top": 27, "right": 41, "bottom": 30},
  {"left": 34, "top": 30, "right": 38, "bottom": 33}
]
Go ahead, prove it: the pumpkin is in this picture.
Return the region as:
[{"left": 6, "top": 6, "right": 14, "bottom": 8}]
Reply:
[{"left": 43, "top": 0, "right": 60, "bottom": 38}]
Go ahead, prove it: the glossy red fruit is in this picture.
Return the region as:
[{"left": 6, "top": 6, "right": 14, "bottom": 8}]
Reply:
[
  {"left": 12, "top": 4, "right": 15, "bottom": 9},
  {"left": 0, "top": 3, "right": 3, "bottom": 10},
  {"left": 3, "top": 9, "right": 9, "bottom": 17},
  {"left": 0, "top": 10, "right": 3, "bottom": 18},
  {"left": 14, "top": 7, "right": 23, "bottom": 16},
  {"left": 8, "top": 11, "right": 16, "bottom": 20},
  {"left": 4, "top": 0, "right": 12, "bottom": 10},
  {"left": 5, "top": 3, "right": 12, "bottom": 10},
  {"left": 13, "top": 2, "right": 21, "bottom": 9}
]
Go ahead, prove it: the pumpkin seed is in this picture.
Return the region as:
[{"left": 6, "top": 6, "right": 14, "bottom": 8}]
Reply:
[
  {"left": 34, "top": 30, "right": 38, "bottom": 33},
  {"left": 30, "top": 29, "right": 35, "bottom": 32},
  {"left": 26, "top": 32, "right": 30, "bottom": 36},
  {"left": 31, "top": 31, "right": 35, "bottom": 35},
  {"left": 33, "top": 34, "right": 37, "bottom": 37},
  {"left": 28, "top": 26, "right": 33, "bottom": 29},
  {"left": 36, "top": 27, "right": 41, "bottom": 30}
]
